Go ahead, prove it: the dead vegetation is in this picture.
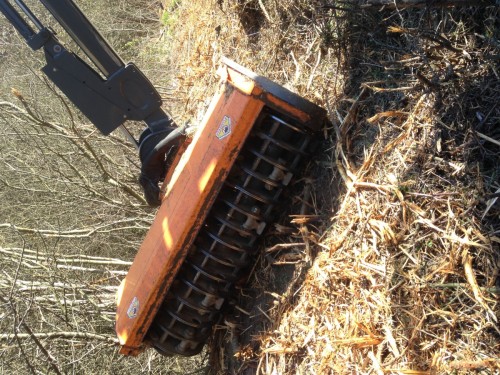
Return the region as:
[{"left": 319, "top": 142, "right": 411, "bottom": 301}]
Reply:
[
  {"left": 0, "top": 0, "right": 497, "bottom": 373},
  {"left": 163, "top": 1, "right": 499, "bottom": 374}
]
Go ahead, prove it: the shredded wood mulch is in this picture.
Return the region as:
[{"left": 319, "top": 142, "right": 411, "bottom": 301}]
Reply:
[{"left": 165, "top": 1, "right": 499, "bottom": 373}]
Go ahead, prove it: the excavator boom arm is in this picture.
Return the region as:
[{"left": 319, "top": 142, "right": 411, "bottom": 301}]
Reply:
[{"left": 0, "top": 0, "right": 182, "bottom": 205}]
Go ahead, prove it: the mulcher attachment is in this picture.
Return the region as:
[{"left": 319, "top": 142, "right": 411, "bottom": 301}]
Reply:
[
  {"left": 116, "top": 59, "right": 326, "bottom": 357},
  {"left": 149, "top": 109, "right": 316, "bottom": 356}
]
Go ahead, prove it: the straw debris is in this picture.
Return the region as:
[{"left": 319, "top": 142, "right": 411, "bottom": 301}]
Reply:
[{"left": 164, "top": 1, "right": 499, "bottom": 373}]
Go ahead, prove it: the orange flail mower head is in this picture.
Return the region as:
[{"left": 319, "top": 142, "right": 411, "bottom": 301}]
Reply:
[{"left": 116, "top": 58, "right": 326, "bottom": 356}]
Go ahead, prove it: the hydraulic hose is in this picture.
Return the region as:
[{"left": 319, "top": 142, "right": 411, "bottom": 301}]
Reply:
[{"left": 139, "top": 126, "right": 188, "bottom": 206}]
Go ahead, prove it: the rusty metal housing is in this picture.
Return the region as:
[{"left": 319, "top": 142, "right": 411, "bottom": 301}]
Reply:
[{"left": 115, "top": 59, "right": 327, "bottom": 356}]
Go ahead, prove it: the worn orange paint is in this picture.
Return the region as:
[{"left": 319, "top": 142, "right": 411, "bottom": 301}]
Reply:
[
  {"left": 264, "top": 93, "right": 311, "bottom": 123},
  {"left": 115, "top": 71, "right": 265, "bottom": 355},
  {"left": 115, "top": 59, "right": 324, "bottom": 356},
  {"left": 197, "top": 159, "right": 217, "bottom": 192}
]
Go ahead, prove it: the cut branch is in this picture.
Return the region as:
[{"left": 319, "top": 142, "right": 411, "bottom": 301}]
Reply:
[
  {"left": 325, "top": 0, "right": 498, "bottom": 9},
  {"left": 0, "top": 331, "right": 118, "bottom": 344}
]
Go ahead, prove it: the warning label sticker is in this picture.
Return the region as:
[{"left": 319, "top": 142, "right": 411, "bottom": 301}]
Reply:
[
  {"left": 127, "top": 297, "right": 139, "bottom": 319},
  {"left": 216, "top": 116, "right": 232, "bottom": 140}
]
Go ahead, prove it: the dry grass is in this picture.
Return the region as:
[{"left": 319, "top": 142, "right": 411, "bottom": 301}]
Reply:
[{"left": 162, "top": 1, "right": 499, "bottom": 374}]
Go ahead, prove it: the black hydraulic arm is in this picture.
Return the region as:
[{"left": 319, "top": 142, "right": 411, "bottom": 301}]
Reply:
[
  {"left": 0, "top": 0, "right": 186, "bottom": 206},
  {"left": 39, "top": 0, "right": 124, "bottom": 77},
  {"left": 0, "top": 0, "right": 44, "bottom": 45}
]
